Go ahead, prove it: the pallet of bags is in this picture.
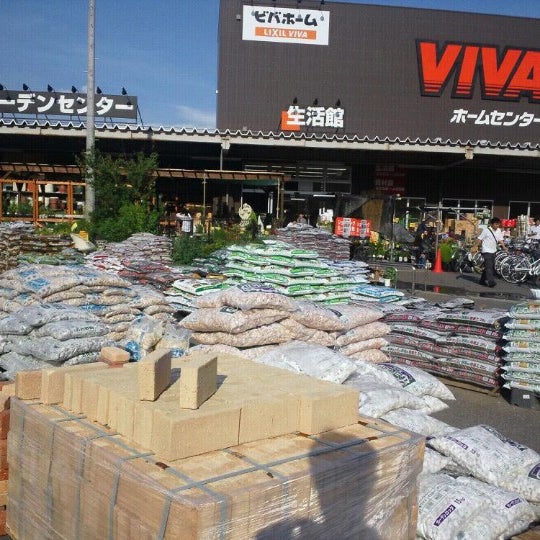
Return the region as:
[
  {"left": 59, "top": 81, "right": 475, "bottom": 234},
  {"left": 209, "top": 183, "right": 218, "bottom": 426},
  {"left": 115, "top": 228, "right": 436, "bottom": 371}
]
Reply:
[
  {"left": 274, "top": 224, "right": 352, "bottom": 261},
  {"left": 222, "top": 242, "right": 360, "bottom": 303},
  {"left": 501, "top": 301, "right": 540, "bottom": 408},
  {"left": 383, "top": 307, "right": 507, "bottom": 389},
  {"left": 433, "top": 309, "right": 507, "bottom": 389},
  {"left": 382, "top": 307, "right": 450, "bottom": 376}
]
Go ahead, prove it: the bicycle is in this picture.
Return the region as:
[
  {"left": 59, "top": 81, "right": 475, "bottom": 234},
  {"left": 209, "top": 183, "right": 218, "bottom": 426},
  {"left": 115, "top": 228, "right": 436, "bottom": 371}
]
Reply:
[
  {"left": 499, "top": 253, "right": 540, "bottom": 284},
  {"left": 450, "top": 246, "right": 483, "bottom": 273}
]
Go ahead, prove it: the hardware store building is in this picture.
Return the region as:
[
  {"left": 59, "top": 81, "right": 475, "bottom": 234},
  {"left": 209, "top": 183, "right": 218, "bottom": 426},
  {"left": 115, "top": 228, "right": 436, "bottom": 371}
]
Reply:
[{"left": 0, "top": 1, "right": 538, "bottom": 228}]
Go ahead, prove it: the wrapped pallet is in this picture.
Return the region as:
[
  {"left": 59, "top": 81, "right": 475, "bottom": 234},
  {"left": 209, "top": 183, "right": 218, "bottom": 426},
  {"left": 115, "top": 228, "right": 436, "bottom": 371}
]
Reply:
[{"left": 7, "top": 353, "right": 424, "bottom": 539}]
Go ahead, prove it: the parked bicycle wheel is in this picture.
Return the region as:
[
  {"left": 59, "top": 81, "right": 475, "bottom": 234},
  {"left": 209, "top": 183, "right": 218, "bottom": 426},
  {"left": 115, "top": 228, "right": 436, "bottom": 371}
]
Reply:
[
  {"left": 450, "top": 248, "right": 471, "bottom": 272},
  {"left": 471, "top": 251, "right": 485, "bottom": 274},
  {"left": 500, "top": 255, "right": 531, "bottom": 283},
  {"left": 494, "top": 250, "right": 511, "bottom": 276}
]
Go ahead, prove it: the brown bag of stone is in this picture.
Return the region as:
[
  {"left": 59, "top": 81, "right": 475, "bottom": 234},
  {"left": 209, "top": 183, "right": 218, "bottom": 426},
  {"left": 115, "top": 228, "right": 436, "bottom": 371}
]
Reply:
[{"left": 181, "top": 307, "right": 288, "bottom": 334}]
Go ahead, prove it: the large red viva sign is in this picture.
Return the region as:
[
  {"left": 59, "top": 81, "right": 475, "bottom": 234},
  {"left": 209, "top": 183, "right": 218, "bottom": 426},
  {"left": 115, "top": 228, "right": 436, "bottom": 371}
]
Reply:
[{"left": 417, "top": 40, "right": 540, "bottom": 103}]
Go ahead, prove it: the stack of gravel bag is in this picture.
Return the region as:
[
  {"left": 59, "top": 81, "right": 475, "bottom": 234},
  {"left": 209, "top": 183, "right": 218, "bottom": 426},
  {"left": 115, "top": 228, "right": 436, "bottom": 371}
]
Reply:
[
  {"left": 383, "top": 307, "right": 507, "bottom": 389},
  {"left": 181, "top": 284, "right": 297, "bottom": 348},
  {"left": 85, "top": 232, "right": 174, "bottom": 270},
  {"left": 432, "top": 309, "right": 506, "bottom": 388},
  {"left": 323, "top": 258, "right": 371, "bottom": 282},
  {"left": 274, "top": 223, "right": 351, "bottom": 260},
  {"left": 427, "top": 425, "right": 540, "bottom": 504},
  {"left": 165, "top": 277, "right": 234, "bottom": 312},
  {"left": 182, "top": 284, "right": 391, "bottom": 361},
  {"left": 0, "top": 222, "right": 39, "bottom": 271},
  {"left": 383, "top": 307, "right": 451, "bottom": 375},
  {"left": 289, "top": 301, "right": 389, "bottom": 359},
  {"left": 350, "top": 283, "right": 405, "bottom": 303},
  {"left": 84, "top": 232, "right": 190, "bottom": 292},
  {"left": 222, "top": 240, "right": 368, "bottom": 304},
  {"left": 0, "top": 264, "right": 177, "bottom": 341},
  {"left": 344, "top": 359, "right": 455, "bottom": 425},
  {"left": 0, "top": 303, "right": 113, "bottom": 379},
  {"left": 501, "top": 301, "right": 540, "bottom": 394},
  {"left": 416, "top": 472, "right": 537, "bottom": 540}
]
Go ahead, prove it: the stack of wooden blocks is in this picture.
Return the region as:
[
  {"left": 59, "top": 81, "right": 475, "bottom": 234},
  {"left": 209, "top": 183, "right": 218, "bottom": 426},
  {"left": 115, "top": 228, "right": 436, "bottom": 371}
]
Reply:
[{"left": 6, "top": 349, "right": 424, "bottom": 539}]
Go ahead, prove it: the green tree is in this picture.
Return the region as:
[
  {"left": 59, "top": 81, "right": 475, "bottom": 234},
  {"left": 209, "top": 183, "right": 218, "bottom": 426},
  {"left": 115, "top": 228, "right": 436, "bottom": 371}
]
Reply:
[{"left": 77, "top": 149, "right": 159, "bottom": 241}]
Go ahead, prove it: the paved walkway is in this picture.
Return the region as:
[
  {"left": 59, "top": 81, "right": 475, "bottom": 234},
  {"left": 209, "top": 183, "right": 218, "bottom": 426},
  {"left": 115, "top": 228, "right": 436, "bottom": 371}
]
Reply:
[{"left": 373, "top": 260, "right": 537, "bottom": 310}]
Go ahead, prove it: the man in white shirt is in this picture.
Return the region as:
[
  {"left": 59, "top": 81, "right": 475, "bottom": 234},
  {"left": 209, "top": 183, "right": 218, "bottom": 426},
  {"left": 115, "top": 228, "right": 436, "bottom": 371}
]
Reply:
[
  {"left": 476, "top": 217, "right": 506, "bottom": 287},
  {"left": 528, "top": 217, "right": 540, "bottom": 241}
]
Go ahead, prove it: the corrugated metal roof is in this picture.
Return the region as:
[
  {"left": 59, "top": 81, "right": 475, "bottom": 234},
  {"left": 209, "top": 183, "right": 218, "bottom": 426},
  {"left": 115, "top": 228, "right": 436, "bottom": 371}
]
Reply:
[{"left": 0, "top": 119, "right": 538, "bottom": 153}]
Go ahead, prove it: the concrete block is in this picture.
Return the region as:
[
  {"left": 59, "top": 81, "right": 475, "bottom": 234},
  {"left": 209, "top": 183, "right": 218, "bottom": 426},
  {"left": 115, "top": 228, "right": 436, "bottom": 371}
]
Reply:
[
  {"left": 99, "top": 346, "right": 130, "bottom": 366},
  {"left": 15, "top": 370, "right": 43, "bottom": 400},
  {"left": 138, "top": 349, "right": 171, "bottom": 401},
  {"left": 96, "top": 385, "right": 110, "bottom": 426},
  {"left": 132, "top": 401, "right": 155, "bottom": 450},
  {"left": 0, "top": 382, "right": 15, "bottom": 396},
  {"left": 297, "top": 387, "right": 359, "bottom": 434},
  {"left": 178, "top": 354, "right": 217, "bottom": 409},
  {"left": 151, "top": 405, "right": 240, "bottom": 460},
  {"left": 41, "top": 362, "right": 108, "bottom": 405},
  {"left": 238, "top": 394, "right": 299, "bottom": 444}
]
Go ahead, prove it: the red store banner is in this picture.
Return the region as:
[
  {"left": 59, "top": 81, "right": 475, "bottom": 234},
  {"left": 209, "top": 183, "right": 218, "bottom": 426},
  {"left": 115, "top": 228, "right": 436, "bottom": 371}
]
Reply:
[
  {"left": 335, "top": 217, "right": 371, "bottom": 238},
  {"left": 374, "top": 164, "right": 406, "bottom": 195}
]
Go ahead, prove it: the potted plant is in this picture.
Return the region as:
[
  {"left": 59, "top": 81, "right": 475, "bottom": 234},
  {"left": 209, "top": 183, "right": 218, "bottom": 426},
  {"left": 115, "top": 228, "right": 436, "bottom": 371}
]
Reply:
[{"left": 383, "top": 266, "right": 397, "bottom": 287}]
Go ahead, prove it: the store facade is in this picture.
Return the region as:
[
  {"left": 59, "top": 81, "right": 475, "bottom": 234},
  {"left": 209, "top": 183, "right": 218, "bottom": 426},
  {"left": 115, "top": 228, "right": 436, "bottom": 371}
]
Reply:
[
  {"left": 216, "top": 0, "right": 540, "bottom": 224},
  {"left": 0, "top": 1, "right": 538, "bottom": 228}
]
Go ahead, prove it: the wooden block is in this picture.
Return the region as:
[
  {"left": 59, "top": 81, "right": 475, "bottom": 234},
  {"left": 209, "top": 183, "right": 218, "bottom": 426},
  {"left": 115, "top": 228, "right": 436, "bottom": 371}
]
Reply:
[
  {"left": 178, "top": 354, "right": 217, "bottom": 409},
  {"left": 100, "top": 346, "right": 130, "bottom": 366},
  {"left": 297, "top": 387, "right": 359, "bottom": 434},
  {"left": 41, "top": 362, "right": 108, "bottom": 405},
  {"left": 138, "top": 349, "right": 171, "bottom": 401},
  {"left": 15, "top": 370, "right": 43, "bottom": 400}
]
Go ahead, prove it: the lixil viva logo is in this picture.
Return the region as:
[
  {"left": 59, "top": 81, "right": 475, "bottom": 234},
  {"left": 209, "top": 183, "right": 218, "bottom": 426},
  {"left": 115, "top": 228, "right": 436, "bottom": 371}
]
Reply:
[{"left": 417, "top": 40, "right": 540, "bottom": 103}]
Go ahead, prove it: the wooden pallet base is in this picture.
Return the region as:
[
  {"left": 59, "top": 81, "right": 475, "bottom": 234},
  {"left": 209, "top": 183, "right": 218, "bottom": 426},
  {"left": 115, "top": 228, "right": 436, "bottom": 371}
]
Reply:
[{"left": 436, "top": 375, "right": 500, "bottom": 396}]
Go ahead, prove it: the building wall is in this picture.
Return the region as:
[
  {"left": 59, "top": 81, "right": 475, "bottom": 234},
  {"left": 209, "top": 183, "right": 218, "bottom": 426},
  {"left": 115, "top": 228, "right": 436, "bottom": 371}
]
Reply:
[{"left": 217, "top": 1, "right": 540, "bottom": 145}]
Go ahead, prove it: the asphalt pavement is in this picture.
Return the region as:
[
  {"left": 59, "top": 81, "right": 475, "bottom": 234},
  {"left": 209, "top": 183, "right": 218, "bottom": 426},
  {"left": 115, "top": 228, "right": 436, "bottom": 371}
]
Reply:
[{"left": 377, "top": 261, "right": 540, "bottom": 453}]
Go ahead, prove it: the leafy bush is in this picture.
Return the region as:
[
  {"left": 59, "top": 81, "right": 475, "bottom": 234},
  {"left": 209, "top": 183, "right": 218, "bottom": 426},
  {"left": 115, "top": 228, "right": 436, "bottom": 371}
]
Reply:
[
  {"left": 91, "top": 204, "right": 160, "bottom": 242},
  {"left": 171, "top": 226, "right": 262, "bottom": 265}
]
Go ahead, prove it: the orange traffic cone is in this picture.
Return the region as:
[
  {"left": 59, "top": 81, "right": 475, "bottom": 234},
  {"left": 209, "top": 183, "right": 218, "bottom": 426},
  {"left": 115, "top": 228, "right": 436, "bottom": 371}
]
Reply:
[{"left": 433, "top": 248, "right": 443, "bottom": 273}]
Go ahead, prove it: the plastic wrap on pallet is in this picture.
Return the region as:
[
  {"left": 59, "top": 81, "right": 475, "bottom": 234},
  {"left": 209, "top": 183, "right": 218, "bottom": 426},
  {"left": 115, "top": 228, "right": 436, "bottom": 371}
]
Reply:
[{"left": 6, "top": 373, "right": 424, "bottom": 539}]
